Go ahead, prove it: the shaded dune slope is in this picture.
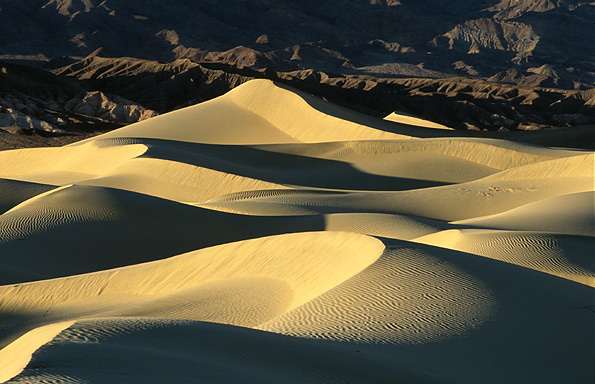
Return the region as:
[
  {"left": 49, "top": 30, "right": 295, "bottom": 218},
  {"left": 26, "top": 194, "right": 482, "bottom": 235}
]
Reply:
[{"left": 0, "top": 79, "right": 593, "bottom": 384}]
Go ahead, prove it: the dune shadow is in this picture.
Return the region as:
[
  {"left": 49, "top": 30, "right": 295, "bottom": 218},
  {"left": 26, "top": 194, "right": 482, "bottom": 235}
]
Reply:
[
  {"left": 0, "top": 185, "right": 326, "bottom": 285},
  {"left": 136, "top": 138, "right": 449, "bottom": 191},
  {"left": 271, "top": 81, "right": 469, "bottom": 139},
  {"left": 0, "top": 178, "right": 56, "bottom": 214}
]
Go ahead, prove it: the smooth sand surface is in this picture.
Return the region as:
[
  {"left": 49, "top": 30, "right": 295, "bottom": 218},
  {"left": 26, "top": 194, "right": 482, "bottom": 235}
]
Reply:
[
  {"left": 384, "top": 111, "right": 453, "bottom": 130},
  {"left": 0, "top": 79, "right": 593, "bottom": 383}
]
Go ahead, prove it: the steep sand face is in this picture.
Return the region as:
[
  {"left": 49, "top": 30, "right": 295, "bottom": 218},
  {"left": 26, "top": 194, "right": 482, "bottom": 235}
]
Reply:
[{"left": 0, "top": 79, "right": 593, "bottom": 384}]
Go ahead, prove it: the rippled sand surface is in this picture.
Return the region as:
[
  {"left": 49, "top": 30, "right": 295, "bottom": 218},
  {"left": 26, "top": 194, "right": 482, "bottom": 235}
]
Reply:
[{"left": 0, "top": 80, "right": 593, "bottom": 383}]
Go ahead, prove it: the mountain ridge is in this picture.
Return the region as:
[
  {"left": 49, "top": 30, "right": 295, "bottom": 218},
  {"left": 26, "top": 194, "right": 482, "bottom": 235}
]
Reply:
[
  {"left": 1, "top": 0, "right": 592, "bottom": 88},
  {"left": 0, "top": 0, "right": 593, "bottom": 149}
]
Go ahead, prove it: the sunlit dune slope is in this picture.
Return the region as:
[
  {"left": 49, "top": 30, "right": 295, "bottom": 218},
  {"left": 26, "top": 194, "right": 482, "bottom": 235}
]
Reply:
[
  {"left": 414, "top": 229, "right": 595, "bottom": 286},
  {"left": 0, "top": 79, "right": 593, "bottom": 384},
  {"left": 76, "top": 79, "right": 409, "bottom": 145},
  {"left": 0, "top": 232, "right": 383, "bottom": 336},
  {"left": 453, "top": 191, "right": 595, "bottom": 236},
  {"left": 2, "top": 239, "right": 592, "bottom": 384},
  {"left": 384, "top": 111, "right": 453, "bottom": 130}
]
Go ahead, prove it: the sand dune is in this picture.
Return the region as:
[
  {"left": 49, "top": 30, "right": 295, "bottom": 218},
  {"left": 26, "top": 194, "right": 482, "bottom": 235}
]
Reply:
[
  {"left": 0, "top": 184, "right": 328, "bottom": 284},
  {"left": 453, "top": 191, "right": 595, "bottom": 236},
  {"left": 0, "top": 179, "right": 55, "bottom": 215},
  {"left": 0, "top": 79, "right": 593, "bottom": 383},
  {"left": 384, "top": 111, "right": 453, "bottom": 130},
  {"left": 76, "top": 80, "right": 409, "bottom": 145},
  {"left": 0, "top": 232, "right": 383, "bottom": 340},
  {"left": 202, "top": 156, "right": 592, "bottom": 220},
  {"left": 5, "top": 318, "right": 449, "bottom": 384},
  {"left": 414, "top": 229, "right": 595, "bottom": 286}
]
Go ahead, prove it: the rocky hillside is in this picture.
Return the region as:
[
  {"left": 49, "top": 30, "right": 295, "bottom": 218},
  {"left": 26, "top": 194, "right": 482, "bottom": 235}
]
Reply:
[
  {"left": 1, "top": 55, "right": 593, "bottom": 148},
  {"left": 0, "top": 61, "right": 157, "bottom": 149},
  {"left": 1, "top": 0, "right": 593, "bottom": 88},
  {"left": 0, "top": 0, "right": 593, "bottom": 149},
  {"left": 53, "top": 56, "right": 595, "bottom": 132}
]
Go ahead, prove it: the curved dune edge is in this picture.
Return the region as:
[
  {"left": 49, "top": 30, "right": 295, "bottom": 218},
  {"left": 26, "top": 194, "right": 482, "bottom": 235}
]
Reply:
[
  {"left": 1, "top": 184, "right": 73, "bottom": 215},
  {"left": 0, "top": 321, "right": 75, "bottom": 383},
  {"left": 0, "top": 232, "right": 384, "bottom": 328},
  {"left": 4, "top": 239, "right": 594, "bottom": 383},
  {"left": 0, "top": 184, "right": 332, "bottom": 284},
  {"left": 0, "top": 179, "right": 55, "bottom": 215},
  {"left": 79, "top": 157, "right": 290, "bottom": 204},
  {"left": 202, "top": 151, "right": 593, "bottom": 221},
  {"left": 203, "top": 79, "right": 411, "bottom": 143},
  {"left": 259, "top": 244, "right": 498, "bottom": 344},
  {"left": 481, "top": 153, "right": 594, "bottom": 180},
  {"left": 310, "top": 138, "right": 576, "bottom": 171},
  {"left": 324, "top": 212, "right": 449, "bottom": 240},
  {"left": 0, "top": 141, "right": 147, "bottom": 185},
  {"left": 4, "top": 318, "right": 449, "bottom": 384},
  {"left": 201, "top": 179, "right": 593, "bottom": 222},
  {"left": 72, "top": 79, "right": 410, "bottom": 146}
]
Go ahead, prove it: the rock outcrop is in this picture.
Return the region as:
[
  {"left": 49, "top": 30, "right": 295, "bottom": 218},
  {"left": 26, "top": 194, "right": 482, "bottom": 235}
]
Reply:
[{"left": 0, "top": 61, "right": 157, "bottom": 137}]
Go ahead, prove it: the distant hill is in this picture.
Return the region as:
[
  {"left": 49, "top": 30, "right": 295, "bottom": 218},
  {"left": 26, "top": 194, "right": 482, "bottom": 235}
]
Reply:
[
  {"left": 0, "top": 0, "right": 594, "bottom": 149},
  {"left": 1, "top": 0, "right": 593, "bottom": 88}
]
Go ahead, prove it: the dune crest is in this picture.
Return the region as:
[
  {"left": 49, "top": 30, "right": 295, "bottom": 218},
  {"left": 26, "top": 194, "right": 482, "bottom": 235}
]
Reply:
[
  {"left": 0, "top": 232, "right": 384, "bottom": 327},
  {"left": 0, "top": 321, "right": 75, "bottom": 383}
]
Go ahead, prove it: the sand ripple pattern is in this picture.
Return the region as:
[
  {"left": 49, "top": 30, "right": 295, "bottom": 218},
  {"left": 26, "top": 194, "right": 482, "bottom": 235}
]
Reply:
[
  {"left": 0, "top": 186, "right": 122, "bottom": 244},
  {"left": 260, "top": 246, "right": 497, "bottom": 344},
  {"left": 415, "top": 230, "right": 595, "bottom": 286},
  {"left": 12, "top": 317, "right": 449, "bottom": 384}
]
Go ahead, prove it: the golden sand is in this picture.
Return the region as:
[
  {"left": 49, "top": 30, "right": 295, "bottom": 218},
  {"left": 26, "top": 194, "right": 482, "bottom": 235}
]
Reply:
[{"left": 0, "top": 80, "right": 592, "bottom": 383}]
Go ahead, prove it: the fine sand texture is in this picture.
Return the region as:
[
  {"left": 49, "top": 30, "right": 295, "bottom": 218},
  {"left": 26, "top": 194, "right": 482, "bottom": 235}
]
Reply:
[{"left": 0, "top": 79, "right": 593, "bottom": 383}]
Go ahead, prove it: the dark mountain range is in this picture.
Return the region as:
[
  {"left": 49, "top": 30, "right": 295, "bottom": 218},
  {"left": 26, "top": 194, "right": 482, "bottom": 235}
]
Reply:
[
  {"left": 54, "top": 56, "right": 595, "bottom": 130},
  {"left": 0, "top": 0, "right": 594, "bottom": 149},
  {"left": 1, "top": 0, "right": 593, "bottom": 87}
]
